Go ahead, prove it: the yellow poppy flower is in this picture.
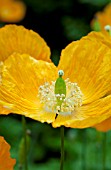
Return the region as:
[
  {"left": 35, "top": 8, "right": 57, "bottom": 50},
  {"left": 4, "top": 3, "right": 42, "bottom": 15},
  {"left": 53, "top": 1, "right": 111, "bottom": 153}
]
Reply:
[
  {"left": 0, "top": 25, "right": 111, "bottom": 128},
  {"left": 91, "top": 3, "right": 111, "bottom": 32},
  {"left": 0, "top": 0, "right": 26, "bottom": 22},
  {"left": 0, "top": 136, "right": 16, "bottom": 170}
]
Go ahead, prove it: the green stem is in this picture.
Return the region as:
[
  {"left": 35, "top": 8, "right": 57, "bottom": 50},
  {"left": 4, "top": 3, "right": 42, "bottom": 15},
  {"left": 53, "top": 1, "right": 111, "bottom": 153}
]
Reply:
[
  {"left": 60, "top": 126, "right": 64, "bottom": 170},
  {"left": 81, "top": 129, "right": 87, "bottom": 170},
  {"left": 102, "top": 132, "right": 107, "bottom": 170},
  {"left": 22, "top": 116, "right": 28, "bottom": 170}
]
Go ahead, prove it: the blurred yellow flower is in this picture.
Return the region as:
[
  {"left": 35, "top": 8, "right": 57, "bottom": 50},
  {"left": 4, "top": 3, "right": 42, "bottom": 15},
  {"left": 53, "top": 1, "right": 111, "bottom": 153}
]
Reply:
[
  {"left": 91, "top": 3, "right": 111, "bottom": 32},
  {"left": 0, "top": 0, "right": 26, "bottom": 22},
  {"left": 0, "top": 136, "right": 16, "bottom": 170},
  {"left": 0, "top": 25, "right": 111, "bottom": 128}
]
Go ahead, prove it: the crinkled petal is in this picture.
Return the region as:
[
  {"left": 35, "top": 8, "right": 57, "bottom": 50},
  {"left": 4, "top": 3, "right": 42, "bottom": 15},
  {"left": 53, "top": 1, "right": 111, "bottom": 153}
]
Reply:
[
  {"left": 86, "top": 31, "right": 111, "bottom": 49},
  {"left": 0, "top": 136, "right": 16, "bottom": 170},
  {"left": 58, "top": 37, "right": 111, "bottom": 104},
  {"left": 0, "top": 62, "right": 8, "bottom": 114},
  {"left": 52, "top": 95, "right": 111, "bottom": 128},
  {"left": 0, "top": 53, "right": 57, "bottom": 123},
  {"left": 0, "top": 24, "right": 51, "bottom": 62},
  {"left": 0, "top": 0, "right": 26, "bottom": 22}
]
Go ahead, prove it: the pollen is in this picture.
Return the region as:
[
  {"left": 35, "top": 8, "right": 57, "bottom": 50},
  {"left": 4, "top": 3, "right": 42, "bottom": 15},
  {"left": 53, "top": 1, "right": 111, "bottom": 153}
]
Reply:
[{"left": 38, "top": 78, "right": 83, "bottom": 115}]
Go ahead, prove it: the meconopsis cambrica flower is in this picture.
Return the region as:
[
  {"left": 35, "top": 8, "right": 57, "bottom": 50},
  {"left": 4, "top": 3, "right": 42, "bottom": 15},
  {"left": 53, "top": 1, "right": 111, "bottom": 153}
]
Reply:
[{"left": 0, "top": 24, "right": 111, "bottom": 130}]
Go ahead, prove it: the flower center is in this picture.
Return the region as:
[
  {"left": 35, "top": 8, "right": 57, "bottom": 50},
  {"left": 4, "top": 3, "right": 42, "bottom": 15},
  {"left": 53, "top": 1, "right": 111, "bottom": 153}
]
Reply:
[{"left": 38, "top": 71, "right": 83, "bottom": 115}]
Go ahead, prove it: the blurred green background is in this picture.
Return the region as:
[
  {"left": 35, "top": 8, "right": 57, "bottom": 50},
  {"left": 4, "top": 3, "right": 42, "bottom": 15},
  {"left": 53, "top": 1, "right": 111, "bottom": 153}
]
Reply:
[{"left": 1, "top": 0, "right": 111, "bottom": 169}]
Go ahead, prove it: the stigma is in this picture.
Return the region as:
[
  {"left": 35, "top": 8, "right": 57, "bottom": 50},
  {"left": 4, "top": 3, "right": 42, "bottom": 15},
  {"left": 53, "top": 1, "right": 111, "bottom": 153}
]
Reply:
[{"left": 38, "top": 71, "right": 83, "bottom": 115}]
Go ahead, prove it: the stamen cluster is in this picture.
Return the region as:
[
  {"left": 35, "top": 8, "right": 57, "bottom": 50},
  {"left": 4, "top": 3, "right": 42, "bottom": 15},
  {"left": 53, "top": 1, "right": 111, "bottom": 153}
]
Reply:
[{"left": 38, "top": 78, "right": 83, "bottom": 115}]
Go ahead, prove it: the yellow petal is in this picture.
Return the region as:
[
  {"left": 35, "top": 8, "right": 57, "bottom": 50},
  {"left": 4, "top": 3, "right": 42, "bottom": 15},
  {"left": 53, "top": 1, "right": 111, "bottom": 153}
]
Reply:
[
  {"left": 0, "top": 0, "right": 26, "bottom": 22},
  {"left": 83, "top": 31, "right": 111, "bottom": 95},
  {"left": 0, "top": 53, "right": 57, "bottom": 123},
  {"left": 0, "top": 61, "right": 3, "bottom": 80},
  {"left": 52, "top": 95, "right": 111, "bottom": 128},
  {"left": 58, "top": 38, "right": 111, "bottom": 104},
  {"left": 0, "top": 136, "right": 16, "bottom": 170},
  {"left": 0, "top": 24, "right": 51, "bottom": 62},
  {"left": 93, "top": 117, "right": 111, "bottom": 132},
  {"left": 0, "top": 62, "right": 8, "bottom": 114},
  {"left": 0, "top": 105, "right": 10, "bottom": 114},
  {"left": 86, "top": 31, "right": 111, "bottom": 49}
]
